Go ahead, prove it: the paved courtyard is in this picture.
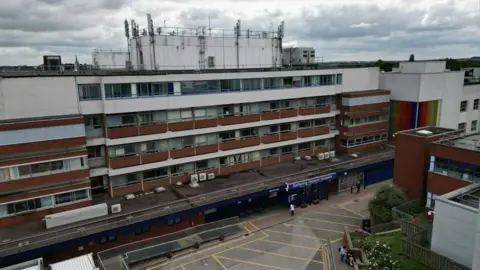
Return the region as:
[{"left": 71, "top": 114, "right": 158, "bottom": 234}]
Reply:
[{"left": 149, "top": 197, "right": 369, "bottom": 270}]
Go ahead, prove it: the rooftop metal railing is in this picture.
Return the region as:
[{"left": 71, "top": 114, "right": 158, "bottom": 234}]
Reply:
[{"left": 0, "top": 148, "right": 394, "bottom": 257}]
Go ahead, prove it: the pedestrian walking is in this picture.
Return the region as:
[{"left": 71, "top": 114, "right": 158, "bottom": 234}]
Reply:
[
  {"left": 290, "top": 203, "right": 295, "bottom": 216},
  {"left": 339, "top": 245, "right": 346, "bottom": 263},
  {"left": 356, "top": 180, "right": 361, "bottom": 194}
]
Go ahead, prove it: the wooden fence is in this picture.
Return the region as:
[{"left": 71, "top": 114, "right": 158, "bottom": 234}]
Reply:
[{"left": 396, "top": 207, "right": 471, "bottom": 270}]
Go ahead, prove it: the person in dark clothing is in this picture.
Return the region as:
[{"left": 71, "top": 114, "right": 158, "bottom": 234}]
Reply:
[{"left": 356, "top": 180, "right": 361, "bottom": 194}]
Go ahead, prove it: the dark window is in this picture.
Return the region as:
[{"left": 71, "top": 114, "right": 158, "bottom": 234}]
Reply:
[
  {"left": 105, "top": 84, "right": 132, "bottom": 99},
  {"left": 78, "top": 84, "right": 102, "bottom": 100}
]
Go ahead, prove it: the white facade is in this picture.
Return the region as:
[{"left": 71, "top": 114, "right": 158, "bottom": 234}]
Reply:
[
  {"left": 92, "top": 50, "right": 129, "bottom": 70},
  {"left": 76, "top": 67, "right": 377, "bottom": 115},
  {"left": 0, "top": 77, "right": 80, "bottom": 121},
  {"left": 379, "top": 61, "right": 480, "bottom": 132},
  {"left": 282, "top": 47, "right": 316, "bottom": 65},
  {"left": 0, "top": 67, "right": 379, "bottom": 181},
  {"left": 431, "top": 184, "right": 480, "bottom": 268}
]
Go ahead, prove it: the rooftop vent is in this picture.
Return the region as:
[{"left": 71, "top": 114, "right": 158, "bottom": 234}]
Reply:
[{"left": 416, "top": 130, "right": 433, "bottom": 135}]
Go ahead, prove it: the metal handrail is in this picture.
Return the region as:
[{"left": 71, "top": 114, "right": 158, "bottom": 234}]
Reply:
[{"left": 0, "top": 149, "right": 394, "bottom": 256}]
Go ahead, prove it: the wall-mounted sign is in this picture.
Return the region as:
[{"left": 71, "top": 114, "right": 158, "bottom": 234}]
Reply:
[{"left": 286, "top": 173, "right": 337, "bottom": 191}]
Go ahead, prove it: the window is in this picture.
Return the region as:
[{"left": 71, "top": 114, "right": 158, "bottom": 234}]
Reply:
[
  {"left": 220, "top": 80, "right": 240, "bottom": 92},
  {"left": 143, "top": 168, "right": 168, "bottom": 181},
  {"left": 242, "top": 79, "right": 262, "bottom": 91},
  {"left": 54, "top": 189, "right": 89, "bottom": 205},
  {"left": 474, "top": 99, "right": 479, "bottom": 110},
  {"left": 458, "top": 122, "right": 466, "bottom": 131},
  {"left": 264, "top": 78, "right": 282, "bottom": 89},
  {"left": 121, "top": 115, "right": 136, "bottom": 126},
  {"left": 84, "top": 115, "right": 102, "bottom": 129},
  {"left": 298, "top": 142, "right": 310, "bottom": 150},
  {"left": 0, "top": 197, "right": 53, "bottom": 217},
  {"left": 87, "top": 146, "right": 102, "bottom": 158},
  {"left": 104, "top": 84, "right": 132, "bottom": 99},
  {"left": 336, "top": 74, "right": 343, "bottom": 84},
  {"left": 341, "top": 133, "right": 387, "bottom": 147},
  {"left": 471, "top": 120, "right": 478, "bottom": 132},
  {"left": 137, "top": 83, "right": 167, "bottom": 96},
  {"left": 78, "top": 84, "right": 101, "bottom": 100},
  {"left": 460, "top": 100, "right": 468, "bottom": 112},
  {"left": 281, "top": 146, "right": 293, "bottom": 154},
  {"left": 195, "top": 160, "right": 209, "bottom": 171},
  {"left": 280, "top": 124, "right": 291, "bottom": 132},
  {"left": 17, "top": 160, "right": 65, "bottom": 177}
]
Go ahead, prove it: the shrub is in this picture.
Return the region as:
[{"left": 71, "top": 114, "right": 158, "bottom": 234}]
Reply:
[
  {"left": 353, "top": 236, "right": 400, "bottom": 270},
  {"left": 368, "top": 185, "right": 407, "bottom": 223}
]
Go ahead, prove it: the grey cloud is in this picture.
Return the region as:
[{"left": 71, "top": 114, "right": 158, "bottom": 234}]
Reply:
[{"left": 1, "top": 0, "right": 480, "bottom": 65}]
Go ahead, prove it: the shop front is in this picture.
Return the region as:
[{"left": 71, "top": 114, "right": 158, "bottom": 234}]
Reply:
[{"left": 286, "top": 173, "right": 337, "bottom": 206}]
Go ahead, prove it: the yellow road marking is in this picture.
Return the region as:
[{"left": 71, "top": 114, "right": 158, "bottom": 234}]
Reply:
[
  {"left": 309, "top": 211, "right": 364, "bottom": 220},
  {"left": 157, "top": 235, "right": 268, "bottom": 270},
  {"left": 234, "top": 246, "right": 324, "bottom": 264},
  {"left": 264, "top": 229, "right": 326, "bottom": 241},
  {"left": 286, "top": 223, "right": 344, "bottom": 234},
  {"left": 213, "top": 255, "right": 228, "bottom": 270},
  {"left": 336, "top": 204, "right": 366, "bottom": 218},
  {"left": 331, "top": 238, "right": 343, "bottom": 243},
  {"left": 249, "top": 221, "right": 269, "bottom": 237},
  {"left": 181, "top": 266, "right": 186, "bottom": 270},
  {"left": 300, "top": 216, "right": 359, "bottom": 227},
  {"left": 243, "top": 224, "right": 252, "bottom": 233},
  {"left": 257, "top": 239, "right": 322, "bottom": 251},
  {"left": 322, "top": 246, "right": 327, "bottom": 270},
  {"left": 216, "top": 255, "right": 292, "bottom": 270}
]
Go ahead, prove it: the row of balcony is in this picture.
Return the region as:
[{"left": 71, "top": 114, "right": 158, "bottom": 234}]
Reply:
[
  {"left": 110, "top": 146, "right": 330, "bottom": 197},
  {"left": 109, "top": 126, "right": 331, "bottom": 169},
  {"left": 107, "top": 105, "right": 331, "bottom": 139}
]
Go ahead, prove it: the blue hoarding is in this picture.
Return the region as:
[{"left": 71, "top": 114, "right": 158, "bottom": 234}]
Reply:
[{"left": 286, "top": 172, "right": 337, "bottom": 191}]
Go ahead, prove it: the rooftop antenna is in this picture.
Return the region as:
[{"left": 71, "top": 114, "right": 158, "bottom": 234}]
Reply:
[
  {"left": 124, "top": 19, "right": 130, "bottom": 39},
  {"left": 147, "top": 13, "right": 157, "bottom": 70},
  {"left": 208, "top": 14, "right": 211, "bottom": 36}
]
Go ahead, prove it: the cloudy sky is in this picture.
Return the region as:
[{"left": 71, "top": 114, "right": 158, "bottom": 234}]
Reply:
[{"left": 1, "top": 0, "right": 479, "bottom": 65}]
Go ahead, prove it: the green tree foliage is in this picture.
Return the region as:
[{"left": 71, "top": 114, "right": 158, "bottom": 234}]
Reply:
[
  {"left": 368, "top": 185, "right": 407, "bottom": 223},
  {"left": 409, "top": 54, "right": 415, "bottom": 62}
]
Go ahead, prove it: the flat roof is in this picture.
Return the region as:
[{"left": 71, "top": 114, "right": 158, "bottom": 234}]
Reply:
[
  {"left": 0, "top": 64, "right": 373, "bottom": 78},
  {"left": 399, "top": 126, "right": 456, "bottom": 138},
  {"left": 433, "top": 133, "right": 480, "bottom": 152},
  {"left": 438, "top": 183, "right": 480, "bottom": 210},
  {"left": 49, "top": 253, "right": 97, "bottom": 270},
  {"left": 0, "top": 146, "right": 394, "bottom": 257}
]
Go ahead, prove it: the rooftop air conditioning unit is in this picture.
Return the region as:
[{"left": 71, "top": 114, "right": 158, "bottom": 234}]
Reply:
[
  {"left": 317, "top": 153, "right": 325, "bottom": 160},
  {"left": 199, "top": 173, "right": 207, "bottom": 182},
  {"left": 208, "top": 173, "right": 215, "bottom": 180},
  {"left": 304, "top": 156, "right": 312, "bottom": 161},
  {"left": 190, "top": 174, "right": 199, "bottom": 188},
  {"left": 111, "top": 204, "right": 122, "bottom": 214},
  {"left": 295, "top": 156, "right": 302, "bottom": 161},
  {"left": 124, "top": 194, "right": 135, "bottom": 200},
  {"left": 324, "top": 152, "right": 330, "bottom": 159},
  {"left": 330, "top": 151, "right": 335, "bottom": 158},
  {"left": 154, "top": 187, "right": 166, "bottom": 193}
]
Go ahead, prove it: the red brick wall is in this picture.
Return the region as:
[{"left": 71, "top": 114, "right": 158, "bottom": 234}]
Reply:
[{"left": 426, "top": 172, "right": 471, "bottom": 195}]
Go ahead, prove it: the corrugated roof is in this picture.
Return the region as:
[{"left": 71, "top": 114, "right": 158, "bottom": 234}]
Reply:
[{"left": 49, "top": 253, "right": 97, "bottom": 270}]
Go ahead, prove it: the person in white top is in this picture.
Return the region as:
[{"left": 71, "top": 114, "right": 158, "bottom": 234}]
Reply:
[{"left": 290, "top": 204, "right": 295, "bottom": 216}]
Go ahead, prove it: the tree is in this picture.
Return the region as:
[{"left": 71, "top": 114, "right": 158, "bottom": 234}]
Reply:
[
  {"left": 368, "top": 185, "right": 407, "bottom": 224},
  {"left": 409, "top": 54, "right": 415, "bottom": 62}
]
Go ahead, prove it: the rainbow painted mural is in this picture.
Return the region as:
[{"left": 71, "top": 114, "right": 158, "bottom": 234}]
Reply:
[{"left": 388, "top": 100, "right": 439, "bottom": 139}]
